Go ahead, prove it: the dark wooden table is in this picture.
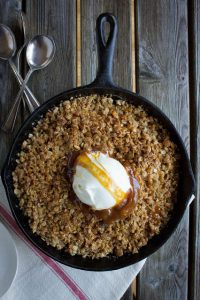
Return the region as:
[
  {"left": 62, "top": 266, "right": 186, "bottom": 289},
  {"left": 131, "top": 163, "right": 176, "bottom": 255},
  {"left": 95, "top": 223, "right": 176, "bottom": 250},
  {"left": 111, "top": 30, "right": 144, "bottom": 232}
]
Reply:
[{"left": 0, "top": 1, "right": 199, "bottom": 299}]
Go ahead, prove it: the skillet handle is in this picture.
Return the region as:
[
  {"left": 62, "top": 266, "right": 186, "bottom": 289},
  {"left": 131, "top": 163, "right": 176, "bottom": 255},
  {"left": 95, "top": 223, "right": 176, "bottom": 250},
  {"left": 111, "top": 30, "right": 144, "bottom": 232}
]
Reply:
[{"left": 87, "top": 13, "right": 117, "bottom": 87}]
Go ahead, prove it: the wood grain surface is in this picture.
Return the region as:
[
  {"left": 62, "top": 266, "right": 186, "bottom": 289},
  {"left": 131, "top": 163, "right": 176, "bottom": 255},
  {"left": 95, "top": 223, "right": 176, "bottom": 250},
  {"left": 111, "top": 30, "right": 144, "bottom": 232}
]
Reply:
[
  {"left": 25, "top": 0, "right": 76, "bottom": 102},
  {"left": 0, "top": 0, "right": 23, "bottom": 169},
  {"left": 136, "top": 1, "right": 190, "bottom": 299},
  {"left": 188, "top": 0, "right": 200, "bottom": 299}
]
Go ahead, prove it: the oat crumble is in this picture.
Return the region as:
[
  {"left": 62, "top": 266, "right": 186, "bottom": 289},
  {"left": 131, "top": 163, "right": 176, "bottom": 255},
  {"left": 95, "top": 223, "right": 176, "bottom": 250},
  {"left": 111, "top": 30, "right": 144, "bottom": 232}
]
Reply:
[{"left": 13, "top": 94, "right": 180, "bottom": 258}]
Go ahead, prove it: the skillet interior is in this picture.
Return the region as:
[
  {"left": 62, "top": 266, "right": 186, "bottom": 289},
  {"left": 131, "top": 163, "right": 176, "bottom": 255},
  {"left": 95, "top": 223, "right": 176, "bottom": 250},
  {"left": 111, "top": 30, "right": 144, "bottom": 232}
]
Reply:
[{"left": 1, "top": 86, "right": 195, "bottom": 271}]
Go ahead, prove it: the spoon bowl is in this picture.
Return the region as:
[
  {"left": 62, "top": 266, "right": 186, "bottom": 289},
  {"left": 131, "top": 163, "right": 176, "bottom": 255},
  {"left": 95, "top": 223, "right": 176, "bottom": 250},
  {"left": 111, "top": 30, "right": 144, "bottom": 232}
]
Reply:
[
  {"left": 26, "top": 35, "right": 56, "bottom": 69},
  {"left": 0, "top": 24, "right": 16, "bottom": 59}
]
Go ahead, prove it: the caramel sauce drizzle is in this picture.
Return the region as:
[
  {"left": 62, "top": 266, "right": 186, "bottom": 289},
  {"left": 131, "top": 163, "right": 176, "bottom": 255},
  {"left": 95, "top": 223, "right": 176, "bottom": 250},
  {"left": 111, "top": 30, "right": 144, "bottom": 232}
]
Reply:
[{"left": 75, "top": 152, "right": 126, "bottom": 205}]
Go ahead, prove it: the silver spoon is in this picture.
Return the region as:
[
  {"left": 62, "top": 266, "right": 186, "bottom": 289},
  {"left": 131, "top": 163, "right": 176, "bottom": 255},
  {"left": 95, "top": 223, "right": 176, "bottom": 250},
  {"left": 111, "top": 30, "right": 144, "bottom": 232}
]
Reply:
[
  {"left": 2, "top": 35, "right": 56, "bottom": 133},
  {"left": 0, "top": 24, "right": 40, "bottom": 112}
]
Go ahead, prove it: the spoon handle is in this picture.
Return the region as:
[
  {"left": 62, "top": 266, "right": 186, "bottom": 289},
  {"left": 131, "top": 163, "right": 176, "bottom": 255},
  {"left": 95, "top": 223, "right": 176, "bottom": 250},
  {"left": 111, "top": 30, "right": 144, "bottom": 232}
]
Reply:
[
  {"left": 1, "top": 69, "right": 34, "bottom": 133},
  {"left": 9, "top": 60, "right": 40, "bottom": 112},
  {"left": 16, "top": 47, "right": 26, "bottom": 113},
  {"left": 17, "top": 11, "right": 28, "bottom": 112}
]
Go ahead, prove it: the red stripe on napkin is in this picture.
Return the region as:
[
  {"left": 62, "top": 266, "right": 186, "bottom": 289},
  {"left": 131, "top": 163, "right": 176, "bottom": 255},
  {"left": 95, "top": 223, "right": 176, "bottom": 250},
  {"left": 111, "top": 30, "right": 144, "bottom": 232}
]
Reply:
[{"left": 0, "top": 204, "right": 87, "bottom": 300}]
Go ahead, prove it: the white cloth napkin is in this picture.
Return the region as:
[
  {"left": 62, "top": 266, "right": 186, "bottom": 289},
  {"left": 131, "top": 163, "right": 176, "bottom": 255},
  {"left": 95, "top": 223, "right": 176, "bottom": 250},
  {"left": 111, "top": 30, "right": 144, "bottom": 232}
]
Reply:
[{"left": 0, "top": 177, "right": 146, "bottom": 300}]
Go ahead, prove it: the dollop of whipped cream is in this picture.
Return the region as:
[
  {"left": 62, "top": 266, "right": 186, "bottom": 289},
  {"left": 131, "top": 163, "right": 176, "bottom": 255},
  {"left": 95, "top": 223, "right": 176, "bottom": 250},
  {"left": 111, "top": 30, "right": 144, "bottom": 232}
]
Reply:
[{"left": 72, "top": 151, "right": 132, "bottom": 210}]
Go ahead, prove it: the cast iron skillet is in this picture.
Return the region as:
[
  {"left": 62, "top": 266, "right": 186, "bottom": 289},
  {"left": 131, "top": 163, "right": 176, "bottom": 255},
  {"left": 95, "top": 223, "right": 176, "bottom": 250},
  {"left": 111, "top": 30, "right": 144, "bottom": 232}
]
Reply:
[{"left": 2, "top": 13, "right": 195, "bottom": 271}]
